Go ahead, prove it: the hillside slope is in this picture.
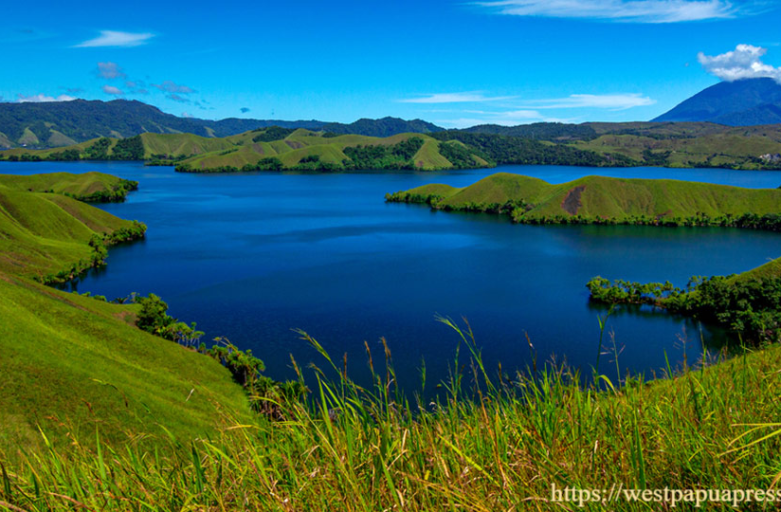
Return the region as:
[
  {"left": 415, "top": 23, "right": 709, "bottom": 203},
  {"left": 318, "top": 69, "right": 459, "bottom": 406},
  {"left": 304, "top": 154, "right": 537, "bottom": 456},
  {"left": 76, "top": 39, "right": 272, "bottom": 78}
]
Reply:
[
  {"left": 0, "top": 181, "right": 143, "bottom": 279},
  {"left": 0, "top": 174, "right": 251, "bottom": 451},
  {"left": 0, "top": 171, "right": 138, "bottom": 202}
]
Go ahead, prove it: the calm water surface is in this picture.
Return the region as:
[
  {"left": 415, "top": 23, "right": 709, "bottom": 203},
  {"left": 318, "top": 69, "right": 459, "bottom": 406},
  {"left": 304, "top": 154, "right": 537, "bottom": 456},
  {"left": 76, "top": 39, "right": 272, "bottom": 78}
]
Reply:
[{"left": 4, "top": 161, "right": 781, "bottom": 392}]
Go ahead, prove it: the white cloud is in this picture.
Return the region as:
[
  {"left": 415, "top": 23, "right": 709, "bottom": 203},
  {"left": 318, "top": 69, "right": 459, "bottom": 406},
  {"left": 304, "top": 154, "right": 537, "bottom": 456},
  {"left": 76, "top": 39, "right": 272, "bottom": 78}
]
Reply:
[
  {"left": 97, "top": 62, "right": 126, "bottom": 79},
  {"left": 75, "top": 30, "right": 154, "bottom": 48},
  {"left": 16, "top": 93, "right": 77, "bottom": 103},
  {"left": 102, "top": 85, "right": 124, "bottom": 95},
  {"left": 399, "top": 92, "right": 515, "bottom": 103},
  {"left": 522, "top": 93, "right": 656, "bottom": 110},
  {"left": 698, "top": 44, "right": 781, "bottom": 82},
  {"left": 182, "top": 112, "right": 193, "bottom": 118},
  {"left": 476, "top": 0, "right": 740, "bottom": 23}
]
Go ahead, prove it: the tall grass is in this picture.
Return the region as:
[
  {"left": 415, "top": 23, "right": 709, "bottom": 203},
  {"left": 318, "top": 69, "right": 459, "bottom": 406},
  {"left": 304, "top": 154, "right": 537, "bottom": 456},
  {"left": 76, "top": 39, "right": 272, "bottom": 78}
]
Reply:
[{"left": 1, "top": 320, "right": 780, "bottom": 511}]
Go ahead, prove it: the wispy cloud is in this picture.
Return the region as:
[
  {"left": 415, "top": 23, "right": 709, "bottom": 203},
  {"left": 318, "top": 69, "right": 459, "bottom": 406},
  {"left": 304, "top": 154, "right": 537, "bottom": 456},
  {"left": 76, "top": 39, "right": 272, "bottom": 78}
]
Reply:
[
  {"left": 698, "top": 44, "right": 781, "bottom": 82},
  {"left": 75, "top": 30, "right": 154, "bottom": 48},
  {"left": 435, "top": 109, "right": 573, "bottom": 128},
  {"left": 125, "top": 80, "right": 149, "bottom": 94},
  {"left": 102, "top": 85, "right": 124, "bottom": 95},
  {"left": 399, "top": 91, "right": 515, "bottom": 104},
  {"left": 153, "top": 81, "right": 196, "bottom": 94},
  {"left": 475, "top": 0, "right": 745, "bottom": 23},
  {"left": 17, "top": 93, "right": 77, "bottom": 103},
  {"left": 97, "top": 62, "right": 126, "bottom": 80},
  {"left": 521, "top": 93, "right": 656, "bottom": 110},
  {"left": 426, "top": 92, "right": 655, "bottom": 128}
]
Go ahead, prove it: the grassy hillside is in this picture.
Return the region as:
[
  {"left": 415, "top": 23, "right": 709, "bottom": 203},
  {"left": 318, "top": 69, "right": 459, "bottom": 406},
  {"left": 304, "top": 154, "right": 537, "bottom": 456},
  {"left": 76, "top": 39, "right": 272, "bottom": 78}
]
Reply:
[
  {"left": 139, "top": 132, "right": 235, "bottom": 158},
  {"left": 0, "top": 182, "right": 141, "bottom": 279},
  {"left": 8, "top": 121, "right": 781, "bottom": 171},
  {"left": 0, "top": 175, "right": 252, "bottom": 453},
  {"left": 0, "top": 273, "right": 251, "bottom": 451},
  {"left": 2, "top": 316, "right": 781, "bottom": 510},
  {"left": 571, "top": 131, "right": 781, "bottom": 168},
  {"left": 388, "top": 173, "right": 781, "bottom": 224},
  {"left": 1, "top": 129, "right": 492, "bottom": 171},
  {"left": 175, "top": 129, "right": 492, "bottom": 172},
  {"left": 0, "top": 171, "right": 138, "bottom": 202}
]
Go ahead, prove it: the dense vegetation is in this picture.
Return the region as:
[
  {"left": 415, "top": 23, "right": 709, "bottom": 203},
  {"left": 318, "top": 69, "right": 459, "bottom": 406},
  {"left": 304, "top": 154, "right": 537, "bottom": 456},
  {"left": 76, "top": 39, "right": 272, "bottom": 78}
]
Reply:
[
  {"left": 321, "top": 116, "right": 442, "bottom": 137},
  {"left": 430, "top": 131, "right": 636, "bottom": 167},
  {"left": 342, "top": 137, "right": 424, "bottom": 169},
  {"left": 251, "top": 126, "right": 296, "bottom": 142},
  {"left": 461, "top": 121, "right": 599, "bottom": 141},
  {"left": 588, "top": 273, "right": 781, "bottom": 344},
  {"left": 39, "top": 221, "right": 146, "bottom": 285}
]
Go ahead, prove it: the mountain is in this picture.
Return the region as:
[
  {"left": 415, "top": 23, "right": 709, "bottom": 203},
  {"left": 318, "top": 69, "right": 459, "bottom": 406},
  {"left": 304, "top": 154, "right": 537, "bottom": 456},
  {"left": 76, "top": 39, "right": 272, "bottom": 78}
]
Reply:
[
  {"left": 321, "top": 117, "right": 442, "bottom": 137},
  {"left": 460, "top": 122, "right": 598, "bottom": 141},
  {"left": 0, "top": 99, "right": 443, "bottom": 149},
  {"left": 653, "top": 78, "right": 781, "bottom": 125}
]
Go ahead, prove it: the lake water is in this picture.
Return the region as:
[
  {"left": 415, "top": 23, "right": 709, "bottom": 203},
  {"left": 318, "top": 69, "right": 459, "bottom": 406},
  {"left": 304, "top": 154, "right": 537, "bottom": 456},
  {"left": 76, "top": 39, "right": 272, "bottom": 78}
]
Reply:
[{"left": 4, "top": 161, "right": 781, "bottom": 393}]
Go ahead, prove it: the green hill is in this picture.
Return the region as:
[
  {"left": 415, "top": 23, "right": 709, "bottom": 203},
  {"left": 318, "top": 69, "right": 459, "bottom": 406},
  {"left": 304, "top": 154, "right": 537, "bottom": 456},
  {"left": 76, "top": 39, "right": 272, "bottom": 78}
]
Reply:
[
  {"left": 174, "top": 130, "right": 492, "bottom": 172},
  {"left": 0, "top": 180, "right": 145, "bottom": 280},
  {"left": 0, "top": 171, "right": 138, "bottom": 202},
  {"left": 387, "top": 173, "right": 781, "bottom": 224},
  {"left": 0, "top": 174, "right": 251, "bottom": 452}
]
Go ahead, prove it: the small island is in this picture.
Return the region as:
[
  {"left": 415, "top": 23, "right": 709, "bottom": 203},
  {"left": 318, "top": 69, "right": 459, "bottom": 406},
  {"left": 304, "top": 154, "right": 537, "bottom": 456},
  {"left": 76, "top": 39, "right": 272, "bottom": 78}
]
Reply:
[{"left": 387, "top": 172, "right": 781, "bottom": 229}]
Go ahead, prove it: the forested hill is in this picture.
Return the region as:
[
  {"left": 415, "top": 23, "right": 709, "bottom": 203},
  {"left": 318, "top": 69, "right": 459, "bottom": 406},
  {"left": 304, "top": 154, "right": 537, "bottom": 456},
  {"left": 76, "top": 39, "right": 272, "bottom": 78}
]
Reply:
[{"left": 0, "top": 99, "right": 443, "bottom": 149}]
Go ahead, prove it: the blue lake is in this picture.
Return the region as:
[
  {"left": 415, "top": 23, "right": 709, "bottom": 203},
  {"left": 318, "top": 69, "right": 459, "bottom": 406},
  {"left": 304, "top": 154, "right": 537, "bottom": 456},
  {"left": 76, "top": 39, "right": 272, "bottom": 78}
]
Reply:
[{"left": 4, "top": 161, "right": 781, "bottom": 393}]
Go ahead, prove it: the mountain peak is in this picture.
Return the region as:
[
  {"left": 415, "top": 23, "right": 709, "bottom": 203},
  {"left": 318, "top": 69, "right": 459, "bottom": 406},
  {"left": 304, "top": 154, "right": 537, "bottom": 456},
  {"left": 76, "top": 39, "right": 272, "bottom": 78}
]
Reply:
[{"left": 653, "top": 78, "right": 781, "bottom": 126}]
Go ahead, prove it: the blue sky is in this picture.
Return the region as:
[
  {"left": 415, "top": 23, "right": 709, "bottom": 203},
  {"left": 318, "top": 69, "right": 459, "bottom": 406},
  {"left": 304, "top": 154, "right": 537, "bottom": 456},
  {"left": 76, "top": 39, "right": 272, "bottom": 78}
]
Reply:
[{"left": 1, "top": 0, "right": 780, "bottom": 127}]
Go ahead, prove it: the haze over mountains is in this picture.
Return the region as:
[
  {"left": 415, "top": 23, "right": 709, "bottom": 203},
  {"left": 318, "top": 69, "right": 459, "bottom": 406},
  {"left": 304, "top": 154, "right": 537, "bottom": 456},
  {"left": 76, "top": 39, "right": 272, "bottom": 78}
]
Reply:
[{"left": 2, "top": 78, "right": 781, "bottom": 149}]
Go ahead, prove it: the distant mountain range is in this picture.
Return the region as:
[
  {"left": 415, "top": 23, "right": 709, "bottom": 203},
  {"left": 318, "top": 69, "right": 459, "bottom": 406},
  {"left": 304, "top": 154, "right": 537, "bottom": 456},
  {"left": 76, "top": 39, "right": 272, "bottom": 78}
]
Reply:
[
  {"left": 653, "top": 78, "right": 781, "bottom": 126},
  {"left": 0, "top": 99, "right": 442, "bottom": 149},
  {"left": 4, "top": 79, "right": 781, "bottom": 150}
]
